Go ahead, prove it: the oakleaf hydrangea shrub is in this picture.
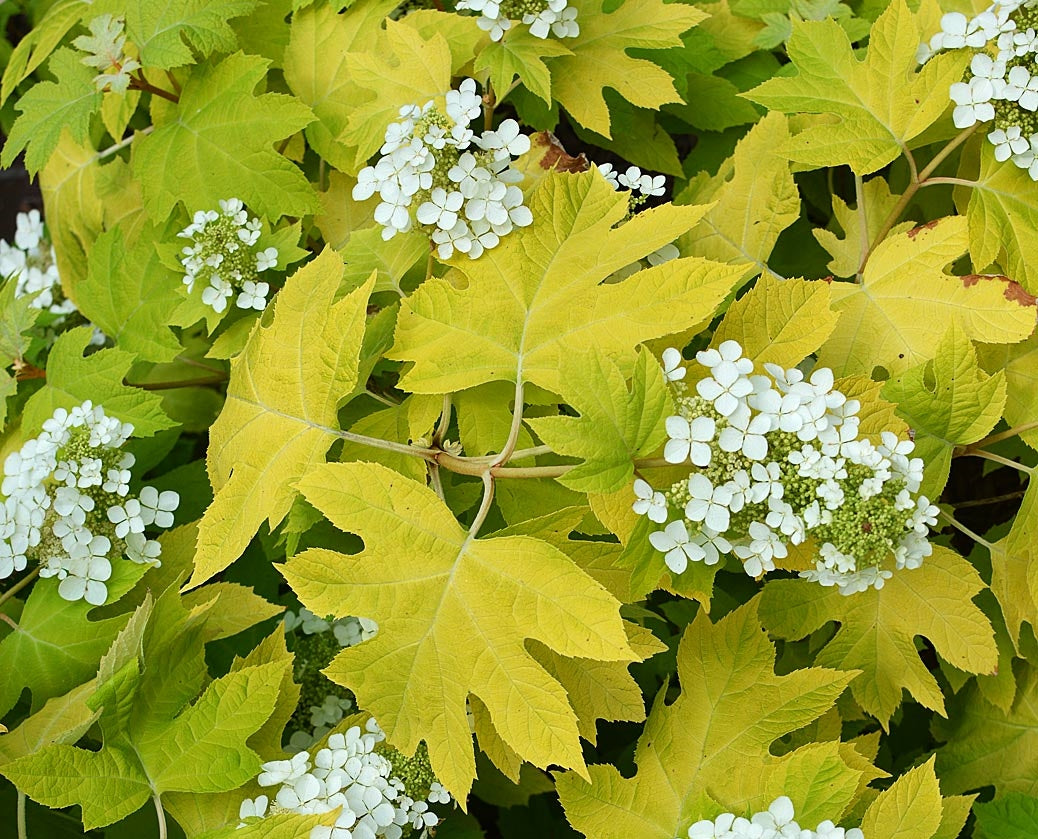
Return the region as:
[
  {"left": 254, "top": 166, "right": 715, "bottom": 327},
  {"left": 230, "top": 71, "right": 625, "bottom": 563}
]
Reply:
[
  {"left": 240, "top": 718, "right": 451, "bottom": 839},
  {"left": 353, "top": 78, "right": 533, "bottom": 259},
  {"left": 635, "top": 341, "right": 937, "bottom": 594},
  {"left": 0, "top": 0, "right": 1033, "bottom": 835},
  {"left": 922, "top": 0, "right": 1038, "bottom": 177},
  {"left": 0, "top": 401, "right": 178, "bottom": 605}
]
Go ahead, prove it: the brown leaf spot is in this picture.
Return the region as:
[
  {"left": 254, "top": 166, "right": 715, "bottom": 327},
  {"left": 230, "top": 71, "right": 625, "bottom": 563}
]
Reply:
[
  {"left": 906, "top": 219, "right": 940, "bottom": 239},
  {"left": 960, "top": 274, "right": 1037, "bottom": 307},
  {"left": 531, "top": 132, "right": 589, "bottom": 173}
]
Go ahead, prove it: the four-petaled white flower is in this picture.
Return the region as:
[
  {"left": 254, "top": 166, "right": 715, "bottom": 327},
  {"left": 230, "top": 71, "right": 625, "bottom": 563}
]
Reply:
[
  {"left": 649, "top": 520, "right": 705, "bottom": 573},
  {"left": 661, "top": 347, "right": 686, "bottom": 381},
  {"left": 632, "top": 479, "right": 668, "bottom": 523},
  {"left": 685, "top": 474, "right": 733, "bottom": 533},
  {"left": 664, "top": 416, "right": 715, "bottom": 466}
]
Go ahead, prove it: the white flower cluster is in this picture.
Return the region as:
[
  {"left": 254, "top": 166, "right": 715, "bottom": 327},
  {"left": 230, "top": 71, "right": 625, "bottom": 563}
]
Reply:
[
  {"left": 683, "top": 797, "right": 864, "bottom": 839},
  {"left": 72, "top": 14, "right": 141, "bottom": 94},
  {"left": 456, "top": 0, "right": 578, "bottom": 42},
  {"left": 597, "top": 162, "right": 678, "bottom": 267},
  {"left": 0, "top": 210, "right": 76, "bottom": 319},
  {"left": 240, "top": 719, "right": 451, "bottom": 839},
  {"left": 920, "top": 0, "right": 1038, "bottom": 180},
  {"left": 285, "top": 608, "right": 379, "bottom": 751},
  {"left": 0, "top": 402, "right": 178, "bottom": 605},
  {"left": 353, "top": 79, "right": 533, "bottom": 260},
  {"left": 633, "top": 341, "right": 937, "bottom": 595},
  {"left": 177, "top": 198, "right": 278, "bottom": 314}
]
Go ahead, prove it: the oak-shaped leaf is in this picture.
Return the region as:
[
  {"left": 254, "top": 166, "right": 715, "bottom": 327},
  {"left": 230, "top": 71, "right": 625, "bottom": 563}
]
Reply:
[
  {"left": 0, "top": 590, "right": 284, "bottom": 830},
  {"left": 281, "top": 461, "right": 638, "bottom": 799},
  {"left": 744, "top": 0, "right": 966, "bottom": 174},
  {"left": 882, "top": 322, "right": 1006, "bottom": 498},
  {"left": 557, "top": 600, "right": 861, "bottom": 839},
  {"left": 935, "top": 662, "right": 1038, "bottom": 798},
  {"left": 527, "top": 348, "right": 671, "bottom": 494},
  {"left": 134, "top": 52, "right": 316, "bottom": 221},
  {"left": 189, "top": 251, "right": 375, "bottom": 588},
  {"left": 390, "top": 170, "right": 743, "bottom": 397},
  {"left": 21, "top": 326, "right": 175, "bottom": 437},
  {"left": 545, "top": 0, "right": 705, "bottom": 136},
  {"left": 759, "top": 545, "right": 997, "bottom": 726},
  {"left": 817, "top": 217, "right": 1035, "bottom": 377},
  {"left": 1, "top": 49, "right": 102, "bottom": 174}
]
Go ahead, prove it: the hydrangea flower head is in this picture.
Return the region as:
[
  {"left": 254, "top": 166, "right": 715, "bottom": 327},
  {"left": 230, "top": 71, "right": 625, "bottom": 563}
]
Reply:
[
  {"left": 922, "top": 0, "right": 1038, "bottom": 181},
  {"left": 354, "top": 79, "right": 533, "bottom": 260},
  {"left": 177, "top": 198, "right": 278, "bottom": 315},
  {"left": 456, "top": 0, "right": 579, "bottom": 42},
  {"left": 240, "top": 718, "right": 450, "bottom": 839},
  {"left": 632, "top": 342, "right": 936, "bottom": 595},
  {"left": 0, "top": 402, "right": 178, "bottom": 605}
]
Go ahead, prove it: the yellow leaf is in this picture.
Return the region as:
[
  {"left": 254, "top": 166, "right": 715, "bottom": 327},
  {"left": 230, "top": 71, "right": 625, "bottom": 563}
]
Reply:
[
  {"left": 813, "top": 176, "right": 913, "bottom": 279},
  {"left": 546, "top": 0, "right": 704, "bottom": 136},
  {"left": 978, "top": 330, "right": 1038, "bottom": 451},
  {"left": 678, "top": 113, "right": 800, "bottom": 280},
  {"left": 390, "top": 171, "right": 741, "bottom": 395},
  {"left": 713, "top": 274, "right": 839, "bottom": 369},
  {"left": 188, "top": 252, "right": 374, "bottom": 588},
  {"left": 343, "top": 21, "right": 454, "bottom": 167},
  {"left": 990, "top": 481, "right": 1038, "bottom": 655},
  {"left": 818, "top": 217, "right": 1036, "bottom": 377},
  {"left": 281, "top": 461, "right": 636, "bottom": 799}
]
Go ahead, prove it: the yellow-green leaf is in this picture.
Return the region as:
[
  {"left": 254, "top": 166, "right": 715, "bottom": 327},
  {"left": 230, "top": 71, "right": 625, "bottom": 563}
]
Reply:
[
  {"left": 759, "top": 545, "right": 997, "bottom": 725},
  {"left": 557, "top": 601, "right": 859, "bottom": 839},
  {"left": 546, "top": 0, "right": 704, "bottom": 136},
  {"left": 859, "top": 757, "right": 945, "bottom": 839},
  {"left": 189, "top": 252, "right": 374, "bottom": 588},
  {"left": 882, "top": 322, "right": 1007, "bottom": 498},
  {"left": 390, "top": 171, "right": 741, "bottom": 396},
  {"left": 818, "top": 217, "right": 1036, "bottom": 377},
  {"left": 713, "top": 274, "right": 839, "bottom": 369},
  {"left": 677, "top": 113, "right": 800, "bottom": 279},
  {"left": 281, "top": 461, "right": 636, "bottom": 799},
  {"left": 475, "top": 27, "right": 572, "bottom": 105},
  {"left": 744, "top": 0, "right": 966, "bottom": 174}
]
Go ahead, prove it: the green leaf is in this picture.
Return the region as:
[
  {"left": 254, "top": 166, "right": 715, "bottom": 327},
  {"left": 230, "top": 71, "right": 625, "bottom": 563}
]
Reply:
[
  {"left": 390, "top": 171, "right": 742, "bottom": 396},
  {"left": 556, "top": 601, "right": 860, "bottom": 838},
  {"left": 974, "top": 793, "right": 1038, "bottom": 839},
  {"left": 676, "top": 113, "right": 799, "bottom": 280},
  {"left": 281, "top": 461, "right": 637, "bottom": 799},
  {"left": 0, "top": 682, "right": 101, "bottom": 765},
  {"left": 0, "top": 279, "right": 41, "bottom": 361},
  {"left": 475, "top": 27, "right": 572, "bottom": 105},
  {"left": 882, "top": 322, "right": 1007, "bottom": 498},
  {"left": 817, "top": 217, "right": 1036, "bottom": 377},
  {"left": 339, "top": 227, "right": 428, "bottom": 296},
  {"left": 963, "top": 140, "right": 1038, "bottom": 294},
  {"left": 759, "top": 545, "right": 997, "bottom": 726},
  {"left": 102, "top": 0, "right": 261, "bottom": 69},
  {"left": 21, "top": 326, "right": 175, "bottom": 437},
  {"left": 0, "top": 590, "right": 283, "bottom": 830},
  {"left": 134, "top": 52, "right": 316, "bottom": 221},
  {"left": 76, "top": 226, "right": 183, "bottom": 364},
  {"left": 744, "top": 0, "right": 966, "bottom": 174},
  {"left": 935, "top": 662, "right": 1038, "bottom": 798},
  {"left": 2, "top": 48, "right": 102, "bottom": 174},
  {"left": 978, "top": 331, "right": 1038, "bottom": 451},
  {"left": 545, "top": 0, "right": 705, "bottom": 136},
  {"left": 989, "top": 482, "right": 1038, "bottom": 656},
  {"left": 0, "top": 560, "right": 148, "bottom": 718},
  {"left": 528, "top": 348, "right": 671, "bottom": 494},
  {"left": 712, "top": 274, "right": 839, "bottom": 370},
  {"left": 188, "top": 251, "right": 374, "bottom": 588}
]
